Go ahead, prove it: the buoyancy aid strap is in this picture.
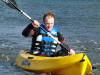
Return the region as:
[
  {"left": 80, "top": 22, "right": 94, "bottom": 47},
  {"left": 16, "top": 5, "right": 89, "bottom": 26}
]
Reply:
[
  {"left": 35, "top": 41, "right": 57, "bottom": 46},
  {"left": 42, "top": 50, "right": 55, "bottom": 53},
  {"left": 40, "top": 33, "right": 57, "bottom": 37},
  {"left": 33, "top": 48, "right": 55, "bottom": 53},
  {"left": 34, "top": 45, "right": 56, "bottom": 50}
]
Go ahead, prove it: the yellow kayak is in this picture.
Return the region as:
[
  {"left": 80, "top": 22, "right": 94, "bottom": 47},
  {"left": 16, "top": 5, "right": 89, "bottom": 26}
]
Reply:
[{"left": 16, "top": 50, "right": 92, "bottom": 75}]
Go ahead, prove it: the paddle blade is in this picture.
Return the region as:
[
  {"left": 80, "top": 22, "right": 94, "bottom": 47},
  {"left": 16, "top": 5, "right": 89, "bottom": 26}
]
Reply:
[{"left": 1, "top": 0, "right": 17, "bottom": 9}]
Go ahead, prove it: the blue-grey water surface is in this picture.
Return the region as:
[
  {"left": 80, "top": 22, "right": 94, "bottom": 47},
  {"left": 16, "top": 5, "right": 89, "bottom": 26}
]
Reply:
[{"left": 0, "top": 0, "right": 100, "bottom": 75}]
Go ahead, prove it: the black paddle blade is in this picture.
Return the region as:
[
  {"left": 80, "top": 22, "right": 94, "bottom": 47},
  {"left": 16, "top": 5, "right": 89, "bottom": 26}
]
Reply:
[{"left": 1, "top": 0, "right": 17, "bottom": 9}]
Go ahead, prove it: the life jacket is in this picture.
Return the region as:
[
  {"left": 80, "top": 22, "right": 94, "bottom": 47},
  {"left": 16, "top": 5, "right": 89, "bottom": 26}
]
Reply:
[{"left": 32, "top": 24, "right": 58, "bottom": 56}]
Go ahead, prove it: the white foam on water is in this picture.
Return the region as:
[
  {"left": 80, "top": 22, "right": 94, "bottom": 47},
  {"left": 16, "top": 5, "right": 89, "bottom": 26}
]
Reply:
[
  {"left": 1, "top": 43, "right": 7, "bottom": 47},
  {"left": 0, "top": 54, "right": 10, "bottom": 62},
  {"left": 90, "top": 40, "right": 98, "bottom": 44},
  {"left": 76, "top": 40, "right": 81, "bottom": 43},
  {"left": 93, "top": 63, "right": 100, "bottom": 66},
  {"left": 96, "top": 48, "right": 100, "bottom": 50}
]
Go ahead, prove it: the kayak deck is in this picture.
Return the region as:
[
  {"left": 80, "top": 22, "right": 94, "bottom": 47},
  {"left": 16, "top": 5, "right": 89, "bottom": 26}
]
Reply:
[{"left": 16, "top": 50, "right": 92, "bottom": 75}]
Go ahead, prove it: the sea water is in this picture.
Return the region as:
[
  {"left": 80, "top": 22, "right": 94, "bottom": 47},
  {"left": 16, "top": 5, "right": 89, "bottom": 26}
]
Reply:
[{"left": 0, "top": 0, "right": 100, "bottom": 75}]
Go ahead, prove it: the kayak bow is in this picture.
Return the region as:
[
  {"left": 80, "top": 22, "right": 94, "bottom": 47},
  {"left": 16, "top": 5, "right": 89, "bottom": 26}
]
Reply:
[{"left": 16, "top": 50, "right": 92, "bottom": 75}]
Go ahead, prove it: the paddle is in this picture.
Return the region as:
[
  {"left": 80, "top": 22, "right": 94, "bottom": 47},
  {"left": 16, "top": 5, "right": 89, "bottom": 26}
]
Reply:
[
  {"left": 2, "top": 0, "right": 97, "bottom": 70},
  {"left": 2, "top": 0, "right": 69, "bottom": 55},
  {"left": 1, "top": 0, "right": 17, "bottom": 9}
]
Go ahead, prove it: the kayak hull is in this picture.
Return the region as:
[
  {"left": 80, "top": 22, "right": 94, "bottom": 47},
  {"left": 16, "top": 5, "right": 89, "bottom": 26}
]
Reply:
[{"left": 16, "top": 50, "right": 92, "bottom": 75}]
